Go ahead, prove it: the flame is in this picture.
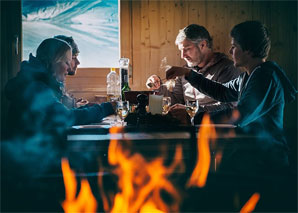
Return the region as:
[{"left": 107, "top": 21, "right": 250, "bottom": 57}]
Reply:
[
  {"left": 187, "top": 113, "right": 216, "bottom": 187},
  {"left": 61, "top": 158, "right": 97, "bottom": 213},
  {"left": 240, "top": 193, "right": 260, "bottom": 213},
  {"left": 101, "top": 126, "right": 183, "bottom": 212}
]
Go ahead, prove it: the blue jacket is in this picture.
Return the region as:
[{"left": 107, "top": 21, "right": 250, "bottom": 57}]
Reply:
[
  {"left": 187, "top": 61, "right": 296, "bottom": 135},
  {"left": 4, "top": 54, "right": 114, "bottom": 139},
  {"left": 186, "top": 61, "right": 297, "bottom": 171}
]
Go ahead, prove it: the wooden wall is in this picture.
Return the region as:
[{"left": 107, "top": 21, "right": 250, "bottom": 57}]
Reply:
[
  {"left": 119, "top": 0, "right": 297, "bottom": 92},
  {"left": 65, "top": 68, "right": 111, "bottom": 101}
]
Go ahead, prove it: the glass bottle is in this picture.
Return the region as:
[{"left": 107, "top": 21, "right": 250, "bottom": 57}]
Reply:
[
  {"left": 107, "top": 67, "right": 120, "bottom": 101},
  {"left": 119, "top": 58, "right": 131, "bottom": 100}
]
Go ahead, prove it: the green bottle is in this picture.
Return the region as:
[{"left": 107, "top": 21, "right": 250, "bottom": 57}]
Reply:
[{"left": 119, "top": 58, "right": 131, "bottom": 100}]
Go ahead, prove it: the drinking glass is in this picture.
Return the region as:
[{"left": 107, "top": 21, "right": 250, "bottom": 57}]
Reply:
[
  {"left": 116, "top": 101, "right": 129, "bottom": 126},
  {"left": 185, "top": 100, "right": 199, "bottom": 125},
  {"left": 162, "top": 97, "right": 171, "bottom": 115},
  {"left": 110, "top": 96, "right": 120, "bottom": 124}
]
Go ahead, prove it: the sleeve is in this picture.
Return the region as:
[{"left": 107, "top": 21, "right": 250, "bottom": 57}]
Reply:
[
  {"left": 186, "top": 70, "right": 239, "bottom": 103},
  {"left": 156, "top": 77, "right": 185, "bottom": 105},
  {"left": 197, "top": 62, "right": 241, "bottom": 112},
  {"left": 198, "top": 102, "right": 235, "bottom": 113},
  {"left": 71, "top": 102, "right": 115, "bottom": 125}
]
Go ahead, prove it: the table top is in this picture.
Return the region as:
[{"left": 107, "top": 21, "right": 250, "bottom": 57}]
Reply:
[
  {"left": 68, "top": 115, "right": 238, "bottom": 142},
  {"left": 72, "top": 115, "right": 236, "bottom": 130}
]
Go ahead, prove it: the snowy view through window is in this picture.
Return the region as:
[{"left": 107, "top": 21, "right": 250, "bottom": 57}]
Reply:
[{"left": 22, "top": 0, "right": 119, "bottom": 67}]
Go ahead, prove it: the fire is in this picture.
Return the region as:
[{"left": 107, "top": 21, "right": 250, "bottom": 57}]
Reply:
[
  {"left": 187, "top": 113, "right": 216, "bottom": 187},
  {"left": 240, "top": 193, "right": 260, "bottom": 213},
  {"left": 61, "top": 158, "right": 97, "bottom": 213},
  {"left": 59, "top": 116, "right": 266, "bottom": 212},
  {"left": 101, "top": 126, "right": 183, "bottom": 212}
]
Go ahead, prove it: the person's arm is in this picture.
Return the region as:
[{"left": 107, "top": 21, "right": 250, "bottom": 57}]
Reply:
[
  {"left": 185, "top": 70, "right": 239, "bottom": 103},
  {"left": 196, "top": 63, "right": 241, "bottom": 112},
  {"left": 198, "top": 102, "right": 235, "bottom": 113},
  {"left": 146, "top": 74, "right": 185, "bottom": 105},
  {"left": 71, "top": 102, "right": 115, "bottom": 125}
]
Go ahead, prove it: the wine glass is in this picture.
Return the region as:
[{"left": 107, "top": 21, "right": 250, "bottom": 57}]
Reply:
[
  {"left": 116, "top": 101, "right": 129, "bottom": 126},
  {"left": 185, "top": 100, "right": 199, "bottom": 126},
  {"left": 110, "top": 96, "right": 120, "bottom": 125},
  {"left": 162, "top": 97, "right": 171, "bottom": 115}
]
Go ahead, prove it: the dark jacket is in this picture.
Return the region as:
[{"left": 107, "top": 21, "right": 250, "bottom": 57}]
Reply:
[
  {"left": 4, "top": 54, "right": 114, "bottom": 139},
  {"left": 186, "top": 61, "right": 297, "bottom": 172}
]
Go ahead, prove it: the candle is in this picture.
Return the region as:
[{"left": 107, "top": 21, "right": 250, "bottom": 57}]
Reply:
[{"left": 149, "top": 94, "right": 163, "bottom": 115}]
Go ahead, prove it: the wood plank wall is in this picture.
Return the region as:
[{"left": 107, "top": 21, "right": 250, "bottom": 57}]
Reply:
[{"left": 120, "top": 0, "right": 297, "bottom": 92}]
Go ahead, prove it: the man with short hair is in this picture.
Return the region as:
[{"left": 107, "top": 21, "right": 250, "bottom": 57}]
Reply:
[{"left": 146, "top": 24, "right": 241, "bottom": 116}]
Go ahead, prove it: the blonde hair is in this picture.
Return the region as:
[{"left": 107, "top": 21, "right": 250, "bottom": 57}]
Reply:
[{"left": 36, "top": 38, "right": 72, "bottom": 72}]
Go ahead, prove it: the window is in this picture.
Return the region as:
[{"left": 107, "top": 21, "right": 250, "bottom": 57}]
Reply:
[{"left": 22, "top": 0, "right": 119, "bottom": 68}]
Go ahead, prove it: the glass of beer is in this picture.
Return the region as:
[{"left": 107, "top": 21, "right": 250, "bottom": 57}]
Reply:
[
  {"left": 116, "top": 101, "right": 129, "bottom": 126},
  {"left": 162, "top": 97, "right": 171, "bottom": 115},
  {"left": 185, "top": 100, "right": 199, "bottom": 125}
]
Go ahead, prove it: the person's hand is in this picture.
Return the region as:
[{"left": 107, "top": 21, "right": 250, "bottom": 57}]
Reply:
[
  {"left": 146, "top": 75, "right": 162, "bottom": 90},
  {"left": 168, "top": 104, "right": 190, "bottom": 125},
  {"left": 169, "top": 103, "right": 186, "bottom": 111},
  {"left": 166, "top": 66, "right": 191, "bottom": 80},
  {"left": 76, "top": 98, "right": 89, "bottom": 108}
]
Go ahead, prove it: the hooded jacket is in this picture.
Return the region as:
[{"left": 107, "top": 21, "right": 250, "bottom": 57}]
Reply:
[
  {"left": 4, "top": 54, "right": 114, "bottom": 139},
  {"left": 186, "top": 61, "right": 297, "bottom": 171},
  {"left": 186, "top": 61, "right": 296, "bottom": 131}
]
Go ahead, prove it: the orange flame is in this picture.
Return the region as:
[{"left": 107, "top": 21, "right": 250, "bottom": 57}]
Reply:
[
  {"left": 240, "top": 193, "right": 260, "bottom": 213},
  {"left": 61, "top": 158, "right": 97, "bottom": 213},
  {"left": 187, "top": 113, "right": 216, "bottom": 187},
  {"left": 102, "top": 126, "right": 183, "bottom": 212}
]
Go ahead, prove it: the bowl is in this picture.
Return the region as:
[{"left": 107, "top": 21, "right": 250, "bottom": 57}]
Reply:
[{"left": 124, "top": 91, "right": 153, "bottom": 104}]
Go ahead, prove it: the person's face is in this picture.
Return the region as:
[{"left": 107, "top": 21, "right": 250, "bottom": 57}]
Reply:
[
  {"left": 177, "top": 39, "right": 204, "bottom": 67},
  {"left": 52, "top": 50, "right": 72, "bottom": 83},
  {"left": 229, "top": 38, "right": 250, "bottom": 68},
  {"left": 68, "top": 53, "right": 80, "bottom": 75}
]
